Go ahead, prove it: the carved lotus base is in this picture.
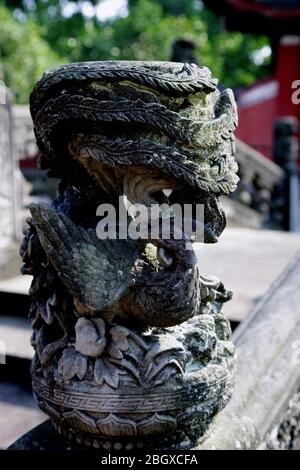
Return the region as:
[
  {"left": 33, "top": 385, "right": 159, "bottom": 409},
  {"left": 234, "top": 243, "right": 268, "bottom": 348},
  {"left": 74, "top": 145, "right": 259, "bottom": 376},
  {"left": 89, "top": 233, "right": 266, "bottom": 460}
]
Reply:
[{"left": 32, "top": 314, "right": 235, "bottom": 449}]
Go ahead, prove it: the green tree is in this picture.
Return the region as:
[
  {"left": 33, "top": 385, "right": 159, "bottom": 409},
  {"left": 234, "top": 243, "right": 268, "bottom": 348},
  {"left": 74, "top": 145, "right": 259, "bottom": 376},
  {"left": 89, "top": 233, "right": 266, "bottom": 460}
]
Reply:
[
  {"left": 113, "top": 0, "right": 210, "bottom": 63},
  {"left": 0, "top": 0, "right": 271, "bottom": 103},
  {"left": 124, "top": 0, "right": 270, "bottom": 87},
  {"left": 0, "top": 4, "right": 62, "bottom": 103}
]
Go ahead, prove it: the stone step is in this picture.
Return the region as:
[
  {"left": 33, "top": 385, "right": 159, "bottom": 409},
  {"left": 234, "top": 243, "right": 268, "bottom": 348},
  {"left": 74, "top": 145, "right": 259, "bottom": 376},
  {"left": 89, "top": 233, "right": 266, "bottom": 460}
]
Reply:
[
  {"left": 0, "top": 274, "right": 31, "bottom": 296},
  {"left": 0, "top": 276, "right": 32, "bottom": 360},
  {"left": 0, "top": 380, "right": 46, "bottom": 449}
]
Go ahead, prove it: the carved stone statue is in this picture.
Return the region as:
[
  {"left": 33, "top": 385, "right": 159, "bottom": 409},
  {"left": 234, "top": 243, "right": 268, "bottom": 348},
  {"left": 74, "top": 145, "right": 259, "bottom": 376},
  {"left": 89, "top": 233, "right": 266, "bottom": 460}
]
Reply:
[{"left": 20, "top": 61, "right": 238, "bottom": 450}]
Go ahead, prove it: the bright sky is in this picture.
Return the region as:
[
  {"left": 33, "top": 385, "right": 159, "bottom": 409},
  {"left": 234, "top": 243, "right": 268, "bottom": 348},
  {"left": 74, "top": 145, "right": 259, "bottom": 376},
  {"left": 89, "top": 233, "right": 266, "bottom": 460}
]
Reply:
[
  {"left": 63, "top": 0, "right": 128, "bottom": 21},
  {"left": 251, "top": 45, "right": 272, "bottom": 65},
  {"left": 96, "top": 0, "right": 128, "bottom": 21}
]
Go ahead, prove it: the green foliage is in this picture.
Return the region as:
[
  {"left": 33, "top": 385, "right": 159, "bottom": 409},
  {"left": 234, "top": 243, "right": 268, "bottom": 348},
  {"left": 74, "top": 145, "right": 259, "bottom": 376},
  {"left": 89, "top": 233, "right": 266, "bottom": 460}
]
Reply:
[
  {"left": 0, "top": 0, "right": 271, "bottom": 103},
  {"left": 113, "top": 1, "right": 209, "bottom": 62},
  {"left": 0, "top": 4, "right": 62, "bottom": 103},
  {"left": 112, "top": 1, "right": 271, "bottom": 87}
]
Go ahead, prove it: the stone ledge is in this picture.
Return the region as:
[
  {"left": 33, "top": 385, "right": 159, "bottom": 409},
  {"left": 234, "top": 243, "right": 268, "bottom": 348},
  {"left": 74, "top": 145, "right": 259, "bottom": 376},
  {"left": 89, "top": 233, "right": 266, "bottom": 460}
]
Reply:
[{"left": 196, "top": 252, "right": 300, "bottom": 449}]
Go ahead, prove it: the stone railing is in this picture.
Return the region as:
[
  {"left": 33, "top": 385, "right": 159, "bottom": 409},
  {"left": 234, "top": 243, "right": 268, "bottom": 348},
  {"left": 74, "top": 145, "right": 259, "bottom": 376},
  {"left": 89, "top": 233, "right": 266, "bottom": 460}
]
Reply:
[
  {"left": 0, "top": 79, "right": 21, "bottom": 279},
  {"left": 197, "top": 252, "right": 300, "bottom": 449},
  {"left": 236, "top": 138, "right": 283, "bottom": 193},
  {"left": 11, "top": 104, "right": 287, "bottom": 230},
  {"left": 13, "top": 105, "right": 37, "bottom": 162},
  {"left": 224, "top": 138, "right": 284, "bottom": 229}
]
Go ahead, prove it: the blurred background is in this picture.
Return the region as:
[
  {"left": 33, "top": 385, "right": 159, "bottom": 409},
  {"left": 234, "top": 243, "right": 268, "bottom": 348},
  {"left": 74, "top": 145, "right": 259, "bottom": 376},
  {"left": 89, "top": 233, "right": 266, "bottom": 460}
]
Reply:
[{"left": 0, "top": 0, "right": 300, "bottom": 449}]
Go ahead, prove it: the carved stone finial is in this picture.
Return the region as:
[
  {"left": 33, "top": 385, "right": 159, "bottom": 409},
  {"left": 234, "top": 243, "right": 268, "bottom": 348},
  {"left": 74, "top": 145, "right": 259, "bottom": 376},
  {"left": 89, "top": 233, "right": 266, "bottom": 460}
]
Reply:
[{"left": 21, "top": 61, "right": 238, "bottom": 449}]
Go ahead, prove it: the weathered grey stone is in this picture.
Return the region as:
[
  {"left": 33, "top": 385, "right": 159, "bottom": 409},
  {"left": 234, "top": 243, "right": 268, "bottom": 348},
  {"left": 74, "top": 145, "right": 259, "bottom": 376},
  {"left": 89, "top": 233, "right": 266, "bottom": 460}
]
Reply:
[
  {"left": 0, "top": 80, "right": 21, "bottom": 278},
  {"left": 232, "top": 138, "right": 284, "bottom": 229},
  {"left": 196, "top": 252, "right": 300, "bottom": 449},
  {"left": 267, "top": 388, "right": 300, "bottom": 450},
  {"left": 20, "top": 61, "right": 238, "bottom": 449}
]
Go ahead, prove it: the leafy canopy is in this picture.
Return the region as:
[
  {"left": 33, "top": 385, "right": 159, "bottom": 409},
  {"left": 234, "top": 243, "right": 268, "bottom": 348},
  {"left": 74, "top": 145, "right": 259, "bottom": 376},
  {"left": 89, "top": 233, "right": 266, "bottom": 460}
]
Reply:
[{"left": 0, "top": 0, "right": 271, "bottom": 103}]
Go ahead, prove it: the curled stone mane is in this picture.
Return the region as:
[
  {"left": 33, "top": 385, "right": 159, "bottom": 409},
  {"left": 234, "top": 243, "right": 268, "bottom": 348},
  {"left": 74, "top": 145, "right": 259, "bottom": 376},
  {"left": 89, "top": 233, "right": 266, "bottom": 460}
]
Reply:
[{"left": 30, "top": 61, "right": 238, "bottom": 196}]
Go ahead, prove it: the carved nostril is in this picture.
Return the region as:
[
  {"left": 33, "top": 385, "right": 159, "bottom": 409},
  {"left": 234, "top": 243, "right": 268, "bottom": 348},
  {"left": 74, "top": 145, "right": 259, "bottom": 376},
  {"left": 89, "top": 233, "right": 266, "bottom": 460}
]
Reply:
[{"left": 157, "top": 246, "right": 173, "bottom": 268}]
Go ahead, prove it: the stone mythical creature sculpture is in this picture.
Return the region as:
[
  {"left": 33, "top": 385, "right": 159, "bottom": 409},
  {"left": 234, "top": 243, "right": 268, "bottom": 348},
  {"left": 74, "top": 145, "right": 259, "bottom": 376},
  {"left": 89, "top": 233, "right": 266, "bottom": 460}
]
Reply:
[{"left": 20, "top": 61, "right": 238, "bottom": 450}]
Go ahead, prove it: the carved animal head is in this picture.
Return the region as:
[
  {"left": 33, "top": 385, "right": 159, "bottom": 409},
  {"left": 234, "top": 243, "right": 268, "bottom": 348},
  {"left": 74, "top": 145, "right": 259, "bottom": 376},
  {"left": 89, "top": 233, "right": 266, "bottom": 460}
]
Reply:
[
  {"left": 30, "top": 61, "right": 238, "bottom": 244},
  {"left": 26, "top": 62, "right": 239, "bottom": 327}
]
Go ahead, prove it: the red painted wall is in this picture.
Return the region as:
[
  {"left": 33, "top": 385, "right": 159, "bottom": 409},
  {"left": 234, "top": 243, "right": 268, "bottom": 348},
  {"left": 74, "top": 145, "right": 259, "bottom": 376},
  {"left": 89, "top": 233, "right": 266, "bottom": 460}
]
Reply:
[
  {"left": 235, "top": 80, "right": 278, "bottom": 159},
  {"left": 235, "top": 36, "right": 300, "bottom": 162},
  {"left": 276, "top": 37, "right": 300, "bottom": 119}
]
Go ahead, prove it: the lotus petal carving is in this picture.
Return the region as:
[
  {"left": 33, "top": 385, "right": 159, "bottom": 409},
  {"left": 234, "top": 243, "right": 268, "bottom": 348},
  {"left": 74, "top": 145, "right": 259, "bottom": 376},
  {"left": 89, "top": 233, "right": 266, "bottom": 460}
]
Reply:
[
  {"left": 137, "top": 413, "right": 177, "bottom": 436},
  {"left": 96, "top": 413, "right": 137, "bottom": 437}
]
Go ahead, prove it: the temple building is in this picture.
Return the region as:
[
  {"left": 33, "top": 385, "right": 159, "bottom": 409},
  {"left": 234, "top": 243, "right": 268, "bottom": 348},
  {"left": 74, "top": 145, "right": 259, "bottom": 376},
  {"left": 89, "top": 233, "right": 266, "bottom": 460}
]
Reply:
[
  {"left": 203, "top": 0, "right": 300, "bottom": 161},
  {"left": 203, "top": 0, "right": 300, "bottom": 230}
]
